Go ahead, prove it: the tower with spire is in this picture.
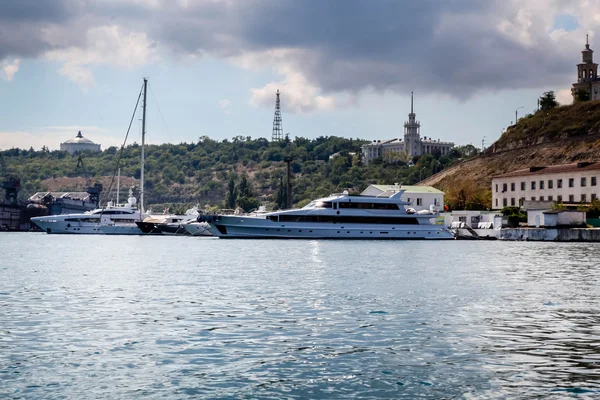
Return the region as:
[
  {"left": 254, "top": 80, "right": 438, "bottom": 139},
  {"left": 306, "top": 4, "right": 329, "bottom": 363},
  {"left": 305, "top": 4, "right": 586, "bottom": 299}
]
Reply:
[
  {"left": 403, "top": 92, "right": 422, "bottom": 157},
  {"left": 572, "top": 35, "right": 600, "bottom": 102},
  {"left": 360, "top": 91, "right": 454, "bottom": 165},
  {"left": 271, "top": 89, "right": 283, "bottom": 142}
]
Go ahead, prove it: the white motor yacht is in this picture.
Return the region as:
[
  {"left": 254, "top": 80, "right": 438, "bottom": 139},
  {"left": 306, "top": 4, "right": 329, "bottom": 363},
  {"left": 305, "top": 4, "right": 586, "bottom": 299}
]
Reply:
[
  {"left": 200, "top": 189, "right": 455, "bottom": 239},
  {"left": 31, "top": 193, "right": 148, "bottom": 235}
]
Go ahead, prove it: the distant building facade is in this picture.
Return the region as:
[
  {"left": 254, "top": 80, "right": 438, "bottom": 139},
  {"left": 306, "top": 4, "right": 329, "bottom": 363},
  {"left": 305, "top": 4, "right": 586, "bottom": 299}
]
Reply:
[
  {"left": 361, "top": 184, "right": 444, "bottom": 212},
  {"left": 361, "top": 93, "right": 454, "bottom": 165},
  {"left": 60, "top": 131, "right": 101, "bottom": 154},
  {"left": 491, "top": 162, "right": 600, "bottom": 210},
  {"left": 571, "top": 35, "right": 600, "bottom": 102}
]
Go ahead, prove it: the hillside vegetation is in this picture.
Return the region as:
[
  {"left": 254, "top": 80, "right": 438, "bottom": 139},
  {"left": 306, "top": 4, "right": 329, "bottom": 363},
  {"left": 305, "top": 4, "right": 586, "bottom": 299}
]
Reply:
[
  {"left": 0, "top": 136, "right": 474, "bottom": 212},
  {"left": 421, "top": 100, "right": 600, "bottom": 209}
]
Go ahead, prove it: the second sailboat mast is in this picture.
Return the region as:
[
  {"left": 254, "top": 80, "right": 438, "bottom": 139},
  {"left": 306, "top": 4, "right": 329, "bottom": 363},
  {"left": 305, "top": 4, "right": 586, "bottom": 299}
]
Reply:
[{"left": 140, "top": 77, "right": 147, "bottom": 218}]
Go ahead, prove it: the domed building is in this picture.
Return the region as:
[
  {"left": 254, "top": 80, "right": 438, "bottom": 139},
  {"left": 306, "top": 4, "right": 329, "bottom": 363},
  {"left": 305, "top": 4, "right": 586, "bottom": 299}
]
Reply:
[{"left": 60, "top": 131, "right": 101, "bottom": 154}]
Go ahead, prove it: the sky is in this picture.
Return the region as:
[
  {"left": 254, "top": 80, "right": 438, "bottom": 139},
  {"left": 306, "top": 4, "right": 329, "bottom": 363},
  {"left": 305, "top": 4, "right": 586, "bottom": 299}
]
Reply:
[{"left": 0, "top": 0, "right": 595, "bottom": 151}]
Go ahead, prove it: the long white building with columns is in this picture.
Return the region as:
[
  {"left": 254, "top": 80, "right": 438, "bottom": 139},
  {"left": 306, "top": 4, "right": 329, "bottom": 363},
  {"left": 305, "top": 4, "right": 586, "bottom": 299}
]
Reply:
[{"left": 361, "top": 93, "right": 454, "bottom": 165}]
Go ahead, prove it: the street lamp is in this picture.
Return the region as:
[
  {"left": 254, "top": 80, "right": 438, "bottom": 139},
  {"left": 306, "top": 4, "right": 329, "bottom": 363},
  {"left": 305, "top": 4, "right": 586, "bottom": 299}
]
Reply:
[{"left": 515, "top": 106, "right": 524, "bottom": 125}]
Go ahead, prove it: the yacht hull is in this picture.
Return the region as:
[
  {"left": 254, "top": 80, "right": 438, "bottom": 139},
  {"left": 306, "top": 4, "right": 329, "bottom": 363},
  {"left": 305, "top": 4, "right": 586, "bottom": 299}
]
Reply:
[
  {"left": 183, "top": 222, "right": 213, "bottom": 237},
  {"left": 31, "top": 217, "right": 144, "bottom": 235},
  {"left": 206, "top": 216, "right": 454, "bottom": 240}
]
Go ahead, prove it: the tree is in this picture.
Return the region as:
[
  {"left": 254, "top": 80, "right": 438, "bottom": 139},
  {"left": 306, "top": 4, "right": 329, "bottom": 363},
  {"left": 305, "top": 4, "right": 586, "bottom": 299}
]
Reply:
[
  {"left": 237, "top": 196, "right": 261, "bottom": 212},
  {"left": 539, "top": 91, "right": 558, "bottom": 110},
  {"left": 274, "top": 176, "right": 286, "bottom": 209},
  {"left": 225, "top": 177, "right": 237, "bottom": 209},
  {"left": 575, "top": 88, "right": 590, "bottom": 102},
  {"left": 237, "top": 174, "right": 253, "bottom": 198}
]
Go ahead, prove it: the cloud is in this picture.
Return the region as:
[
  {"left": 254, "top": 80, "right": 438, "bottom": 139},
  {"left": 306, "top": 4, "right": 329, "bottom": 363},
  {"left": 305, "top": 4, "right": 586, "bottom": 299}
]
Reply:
[
  {"left": 1, "top": 58, "right": 20, "bottom": 81},
  {"left": 45, "top": 25, "right": 158, "bottom": 88},
  {"left": 219, "top": 98, "right": 232, "bottom": 114},
  {"left": 249, "top": 65, "right": 336, "bottom": 114},
  {"left": 0, "top": 0, "right": 598, "bottom": 105},
  {"left": 556, "top": 88, "right": 574, "bottom": 104}
]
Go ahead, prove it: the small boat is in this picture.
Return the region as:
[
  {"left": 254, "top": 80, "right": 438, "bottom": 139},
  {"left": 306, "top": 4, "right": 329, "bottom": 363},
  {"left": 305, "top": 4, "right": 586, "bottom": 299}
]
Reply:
[
  {"left": 200, "top": 189, "right": 455, "bottom": 239},
  {"left": 182, "top": 221, "right": 212, "bottom": 236}
]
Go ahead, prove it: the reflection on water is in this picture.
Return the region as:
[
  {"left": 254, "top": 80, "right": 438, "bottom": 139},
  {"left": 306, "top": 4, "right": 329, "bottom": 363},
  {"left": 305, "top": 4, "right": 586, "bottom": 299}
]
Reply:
[{"left": 1, "top": 236, "right": 600, "bottom": 398}]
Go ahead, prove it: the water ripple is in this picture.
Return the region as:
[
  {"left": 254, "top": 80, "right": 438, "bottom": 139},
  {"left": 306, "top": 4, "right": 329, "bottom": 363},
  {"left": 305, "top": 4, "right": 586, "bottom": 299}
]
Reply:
[{"left": 1, "top": 236, "right": 600, "bottom": 398}]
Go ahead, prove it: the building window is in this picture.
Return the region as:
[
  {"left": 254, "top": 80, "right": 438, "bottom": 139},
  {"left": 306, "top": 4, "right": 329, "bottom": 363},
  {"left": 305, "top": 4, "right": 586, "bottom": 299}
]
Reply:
[
  {"left": 503, "top": 198, "right": 507, "bottom": 207},
  {"left": 592, "top": 177, "right": 597, "bottom": 186},
  {"left": 582, "top": 194, "right": 587, "bottom": 202},
  {"left": 540, "top": 180, "right": 544, "bottom": 190},
  {"left": 540, "top": 196, "right": 545, "bottom": 201},
  {"left": 521, "top": 182, "right": 526, "bottom": 190},
  {"left": 511, "top": 198, "right": 515, "bottom": 206},
  {"left": 531, "top": 196, "right": 536, "bottom": 201},
  {"left": 417, "top": 198, "right": 423, "bottom": 206},
  {"left": 531, "top": 181, "right": 536, "bottom": 190},
  {"left": 557, "top": 195, "right": 562, "bottom": 203},
  {"left": 548, "top": 180, "right": 553, "bottom": 189},
  {"left": 548, "top": 195, "right": 553, "bottom": 201},
  {"left": 495, "top": 198, "right": 498, "bottom": 207},
  {"left": 495, "top": 184, "right": 498, "bottom": 193},
  {"left": 502, "top": 183, "right": 507, "bottom": 192},
  {"left": 581, "top": 177, "right": 587, "bottom": 187},
  {"left": 592, "top": 194, "right": 597, "bottom": 201},
  {"left": 511, "top": 182, "right": 515, "bottom": 191},
  {"left": 569, "top": 194, "right": 574, "bottom": 202},
  {"left": 558, "top": 179, "right": 563, "bottom": 189},
  {"left": 569, "top": 178, "right": 574, "bottom": 188}
]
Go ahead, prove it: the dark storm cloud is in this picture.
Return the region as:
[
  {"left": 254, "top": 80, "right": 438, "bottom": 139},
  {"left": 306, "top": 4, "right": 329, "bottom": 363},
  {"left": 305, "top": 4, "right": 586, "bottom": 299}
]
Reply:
[{"left": 0, "top": 0, "right": 578, "bottom": 97}]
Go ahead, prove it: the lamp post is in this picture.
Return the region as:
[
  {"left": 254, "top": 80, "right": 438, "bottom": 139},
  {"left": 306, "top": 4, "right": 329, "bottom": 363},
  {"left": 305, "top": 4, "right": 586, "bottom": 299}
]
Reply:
[
  {"left": 482, "top": 136, "right": 486, "bottom": 152},
  {"left": 515, "top": 106, "right": 524, "bottom": 125}
]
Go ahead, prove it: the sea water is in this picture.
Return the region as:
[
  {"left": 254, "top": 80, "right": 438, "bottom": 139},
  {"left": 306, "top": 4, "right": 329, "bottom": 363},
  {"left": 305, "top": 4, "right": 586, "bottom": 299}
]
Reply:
[{"left": 1, "top": 234, "right": 600, "bottom": 399}]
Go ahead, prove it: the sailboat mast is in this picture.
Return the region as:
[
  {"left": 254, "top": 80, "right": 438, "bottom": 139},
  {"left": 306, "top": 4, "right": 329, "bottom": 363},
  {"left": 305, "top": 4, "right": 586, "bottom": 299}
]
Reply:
[
  {"left": 116, "top": 167, "right": 120, "bottom": 205},
  {"left": 140, "top": 77, "right": 147, "bottom": 218}
]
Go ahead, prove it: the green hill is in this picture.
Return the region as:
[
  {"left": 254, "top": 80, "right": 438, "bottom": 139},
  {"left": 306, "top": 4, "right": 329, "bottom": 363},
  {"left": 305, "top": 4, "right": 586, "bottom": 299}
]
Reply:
[
  {"left": 420, "top": 100, "right": 600, "bottom": 209},
  {"left": 0, "top": 135, "right": 472, "bottom": 212}
]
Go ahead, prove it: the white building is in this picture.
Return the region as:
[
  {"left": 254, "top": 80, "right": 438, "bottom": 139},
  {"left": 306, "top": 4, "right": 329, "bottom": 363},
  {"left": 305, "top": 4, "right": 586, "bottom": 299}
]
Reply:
[
  {"left": 491, "top": 162, "right": 600, "bottom": 209},
  {"left": 60, "top": 131, "right": 101, "bottom": 154},
  {"left": 361, "top": 184, "right": 444, "bottom": 212},
  {"left": 571, "top": 35, "right": 600, "bottom": 102},
  {"left": 361, "top": 93, "right": 454, "bottom": 165}
]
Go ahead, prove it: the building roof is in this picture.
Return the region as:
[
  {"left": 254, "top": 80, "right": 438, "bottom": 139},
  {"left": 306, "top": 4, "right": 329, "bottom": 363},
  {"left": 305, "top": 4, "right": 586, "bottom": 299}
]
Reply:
[
  {"left": 62, "top": 131, "right": 97, "bottom": 145},
  {"left": 492, "top": 162, "right": 600, "bottom": 179},
  {"left": 364, "top": 184, "right": 445, "bottom": 194}
]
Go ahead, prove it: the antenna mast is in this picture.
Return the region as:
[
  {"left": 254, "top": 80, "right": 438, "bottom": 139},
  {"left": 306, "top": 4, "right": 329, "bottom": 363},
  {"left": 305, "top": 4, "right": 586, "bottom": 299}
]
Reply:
[{"left": 271, "top": 89, "right": 283, "bottom": 142}]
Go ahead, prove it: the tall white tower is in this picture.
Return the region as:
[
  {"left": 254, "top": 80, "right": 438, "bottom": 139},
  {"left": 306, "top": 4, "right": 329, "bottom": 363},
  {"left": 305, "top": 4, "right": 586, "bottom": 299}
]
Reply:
[{"left": 403, "top": 92, "right": 421, "bottom": 157}]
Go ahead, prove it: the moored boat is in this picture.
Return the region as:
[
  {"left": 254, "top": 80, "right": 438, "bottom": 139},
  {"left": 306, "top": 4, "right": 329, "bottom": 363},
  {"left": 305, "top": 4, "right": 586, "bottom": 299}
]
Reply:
[{"left": 200, "top": 189, "right": 454, "bottom": 239}]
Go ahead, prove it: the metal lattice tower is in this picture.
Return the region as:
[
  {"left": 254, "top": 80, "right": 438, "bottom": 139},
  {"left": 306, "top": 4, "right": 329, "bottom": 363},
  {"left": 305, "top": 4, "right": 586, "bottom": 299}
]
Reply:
[{"left": 271, "top": 89, "right": 283, "bottom": 142}]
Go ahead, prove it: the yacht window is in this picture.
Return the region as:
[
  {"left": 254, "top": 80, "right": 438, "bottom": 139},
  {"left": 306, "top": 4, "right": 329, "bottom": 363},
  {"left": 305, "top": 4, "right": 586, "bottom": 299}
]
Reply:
[
  {"left": 315, "top": 201, "right": 333, "bottom": 208},
  {"left": 274, "top": 214, "right": 420, "bottom": 224},
  {"left": 338, "top": 202, "right": 399, "bottom": 210}
]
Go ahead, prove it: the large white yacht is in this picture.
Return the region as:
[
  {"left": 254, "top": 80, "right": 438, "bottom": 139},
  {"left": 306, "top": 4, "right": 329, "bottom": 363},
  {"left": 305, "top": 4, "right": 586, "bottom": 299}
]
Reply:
[
  {"left": 200, "top": 189, "right": 454, "bottom": 239},
  {"left": 31, "top": 193, "right": 148, "bottom": 235}
]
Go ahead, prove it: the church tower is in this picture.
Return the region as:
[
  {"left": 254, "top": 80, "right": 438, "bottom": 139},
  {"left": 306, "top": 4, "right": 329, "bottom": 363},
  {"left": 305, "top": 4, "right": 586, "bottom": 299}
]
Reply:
[
  {"left": 572, "top": 35, "right": 600, "bottom": 102},
  {"left": 577, "top": 35, "right": 597, "bottom": 82},
  {"left": 403, "top": 92, "right": 421, "bottom": 157}
]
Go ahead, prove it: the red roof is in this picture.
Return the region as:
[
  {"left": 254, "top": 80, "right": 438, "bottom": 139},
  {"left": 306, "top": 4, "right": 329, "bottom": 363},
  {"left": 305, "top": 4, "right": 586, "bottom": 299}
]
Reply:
[{"left": 493, "top": 162, "right": 600, "bottom": 179}]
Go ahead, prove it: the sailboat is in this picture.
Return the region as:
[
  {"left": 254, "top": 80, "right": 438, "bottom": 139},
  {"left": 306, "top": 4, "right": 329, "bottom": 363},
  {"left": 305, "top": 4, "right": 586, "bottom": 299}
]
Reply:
[{"left": 31, "top": 78, "right": 151, "bottom": 235}]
